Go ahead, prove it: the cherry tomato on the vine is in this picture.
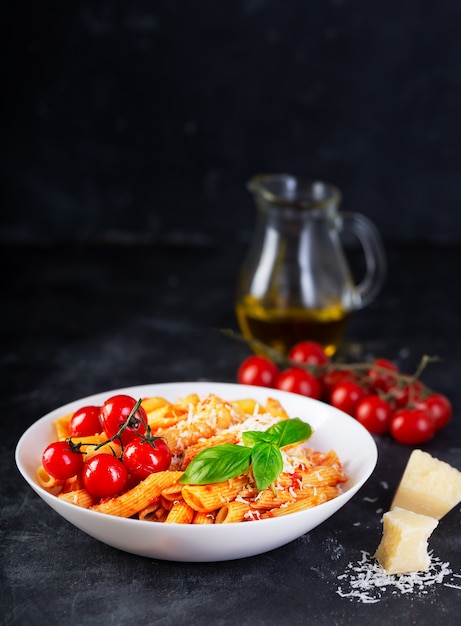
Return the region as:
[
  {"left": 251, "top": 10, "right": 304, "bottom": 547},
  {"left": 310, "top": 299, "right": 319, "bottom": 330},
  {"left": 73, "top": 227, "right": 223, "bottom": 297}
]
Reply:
[
  {"left": 354, "top": 395, "right": 394, "bottom": 435},
  {"left": 70, "top": 405, "right": 102, "bottom": 437},
  {"left": 366, "top": 358, "right": 399, "bottom": 391},
  {"left": 321, "top": 369, "right": 360, "bottom": 399},
  {"left": 42, "top": 441, "right": 84, "bottom": 480},
  {"left": 330, "top": 381, "right": 367, "bottom": 416},
  {"left": 100, "top": 394, "right": 147, "bottom": 445},
  {"left": 82, "top": 453, "right": 128, "bottom": 498},
  {"left": 288, "top": 341, "right": 329, "bottom": 367},
  {"left": 387, "top": 380, "right": 424, "bottom": 408},
  {"left": 123, "top": 438, "right": 172, "bottom": 481},
  {"left": 275, "top": 367, "right": 322, "bottom": 399},
  {"left": 415, "top": 392, "right": 452, "bottom": 431},
  {"left": 237, "top": 355, "right": 280, "bottom": 388},
  {"left": 389, "top": 408, "right": 436, "bottom": 445}
]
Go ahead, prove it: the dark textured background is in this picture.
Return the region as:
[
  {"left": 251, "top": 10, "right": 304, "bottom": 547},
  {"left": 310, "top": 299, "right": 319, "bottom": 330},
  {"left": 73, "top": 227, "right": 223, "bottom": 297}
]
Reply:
[{"left": 2, "top": 0, "right": 461, "bottom": 245}]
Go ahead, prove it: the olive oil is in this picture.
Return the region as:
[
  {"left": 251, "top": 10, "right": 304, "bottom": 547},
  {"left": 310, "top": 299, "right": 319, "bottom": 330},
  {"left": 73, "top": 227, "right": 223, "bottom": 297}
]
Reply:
[{"left": 235, "top": 295, "right": 350, "bottom": 357}]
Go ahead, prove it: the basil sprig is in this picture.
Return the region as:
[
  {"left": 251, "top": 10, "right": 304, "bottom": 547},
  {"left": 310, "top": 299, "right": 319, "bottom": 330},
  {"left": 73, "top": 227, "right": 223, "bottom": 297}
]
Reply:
[{"left": 180, "top": 418, "right": 312, "bottom": 492}]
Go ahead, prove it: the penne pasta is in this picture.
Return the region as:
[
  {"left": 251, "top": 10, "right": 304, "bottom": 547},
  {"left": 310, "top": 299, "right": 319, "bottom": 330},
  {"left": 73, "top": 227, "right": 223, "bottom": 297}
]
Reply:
[
  {"left": 141, "top": 396, "right": 171, "bottom": 413},
  {"left": 181, "top": 476, "right": 249, "bottom": 513},
  {"left": 58, "top": 488, "right": 94, "bottom": 508},
  {"left": 165, "top": 500, "right": 195, "bottom": 524},
  {"left": 147, "top": 404, "right": 188, "bottom": 430},
  {"left": 215, "top": 501, "right": 251, "bottom": 524},
  {"left": 263, "top": 492, "right": 330, "bottom": 518},
  {"left": 137, "top": 501, "right": 162, "bottom": 522},
  {"left": 192, "top": 511, "right": 216, "bottom": 524},
  {"left": 36, "top": 466, "right": 64, "bottom": 493},
  {"left": 53, "top": 413, "right": 73, "bottom": 440},
  {"left": 159, "top": 484, "right": 183, "bottom": 502},
  {"left": 91, "top": 471, "right": 183, "bottom": 518},
  {"left": 249, "top": 489, "right": 287, "bottom": 510},
  {"left": 300, "top": 465, "right": 348, "bottom": 487},
  {"left": 265, "top": 397, "right": 290, "bottom": 420},
  {"left": 231, "top": 398, "right": 260, "bottom": 415}
]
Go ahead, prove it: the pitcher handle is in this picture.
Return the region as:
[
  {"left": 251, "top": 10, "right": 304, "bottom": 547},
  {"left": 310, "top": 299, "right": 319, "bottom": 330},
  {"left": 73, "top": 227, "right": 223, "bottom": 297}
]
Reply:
[{"left": 340, "top": 212, "right": 387, "bottom": 309}]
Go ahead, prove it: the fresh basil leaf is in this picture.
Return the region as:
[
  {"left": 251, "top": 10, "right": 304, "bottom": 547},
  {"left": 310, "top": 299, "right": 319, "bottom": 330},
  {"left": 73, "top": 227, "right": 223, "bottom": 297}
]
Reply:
[
  {"left": 179, "top": 444, "right": 252, "bottom": 485},
  {"left": 242, "top": 429, "right": 278, "bottom": 447},
  {"left": 251, "top": 442, "right": 283, "bottom": 492},
  {"left": 266, "top": 418, "right": 312, "bottom": 448}
]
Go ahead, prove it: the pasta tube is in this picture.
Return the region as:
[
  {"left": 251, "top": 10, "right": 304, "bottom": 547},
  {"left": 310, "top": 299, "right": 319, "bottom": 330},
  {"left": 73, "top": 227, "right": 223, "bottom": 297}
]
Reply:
[
  {"left": 181, "top": 476, "right": 249, "bottom": 513},
  {"left": 91, "top": 471, "right": 183, "bottom": 518}
]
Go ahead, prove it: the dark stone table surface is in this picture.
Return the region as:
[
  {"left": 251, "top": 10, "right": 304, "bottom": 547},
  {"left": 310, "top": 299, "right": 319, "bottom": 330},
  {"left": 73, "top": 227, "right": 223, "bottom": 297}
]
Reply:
[{"left": 2, "top": 241, "right": 460, "bottom": 625}]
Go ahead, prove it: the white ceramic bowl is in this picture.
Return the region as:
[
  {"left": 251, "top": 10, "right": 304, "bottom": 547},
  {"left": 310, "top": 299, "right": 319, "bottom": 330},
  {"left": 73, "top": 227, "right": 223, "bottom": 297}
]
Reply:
[{"left": 16, "top": 381, "right": 377, "bottom": 562}]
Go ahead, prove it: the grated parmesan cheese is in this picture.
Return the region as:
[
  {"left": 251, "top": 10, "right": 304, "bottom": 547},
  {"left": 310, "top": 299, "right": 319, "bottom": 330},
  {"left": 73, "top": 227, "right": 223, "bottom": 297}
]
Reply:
[
  {"left": 288, "top": 486, "right": 297, "bottom": 499},
  {"left": 235, "top": 494, "right": 250, "bottom": 505},
  {"left": 336, "top": 550, "right": 458, "bottom": 603},
  {"left": 244, "top": 509, "right": 261, "bottom": 521},
  {"left": 229, "top": 413, "right": 281, "bottom": 439}
]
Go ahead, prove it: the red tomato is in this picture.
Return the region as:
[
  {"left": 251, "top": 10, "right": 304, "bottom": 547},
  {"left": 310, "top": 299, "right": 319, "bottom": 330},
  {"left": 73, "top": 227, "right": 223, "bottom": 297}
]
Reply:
[
  {"left": 390, "top": 408, "right": 436, "bottom": 445},
  {"left": 330, "top": 381, "right": 367, "bottom": 416},
  {"left": 123, "top": 437, "right": 172, "bottom": 480},
  {"left": 82, "top": 453, "right": 128, "bottom": 498},
  {"left": 415, "top": 393, "right": 452, "bottom": 431},
  {"left": 321, "top": 369, "right": 359, "bottom": 399},
  {"left": 367, "top": 358, "right": 399, "bottom": 391},
  {"left": 70, "top": 405, "right": 102, "bottom": 437},
  {"left": 354, "top": 395, "right": 394, "bottom": 435},
  {"left": 275, "top": 367, "right": 322, "bottom": 399},
  {"left": 288, "top": 341, "right": 329, "bottom": 366},
  {"left": 100, "top": 395, "right": 147, "bottom": 445},
  {"left": 387, "top": 380, "right": 424, "bottom": 408},
  {"left": 237, "top": 355, "right": 280, "bottom": 388},
  {"left": 42, "top": 441, "right": 84, "bottom": 480}
]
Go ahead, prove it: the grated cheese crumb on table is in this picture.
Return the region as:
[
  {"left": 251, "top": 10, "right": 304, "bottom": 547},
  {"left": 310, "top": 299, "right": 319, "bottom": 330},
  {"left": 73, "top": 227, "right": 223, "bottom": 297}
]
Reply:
[{"left": 335, "top": 550, "right": 458, "bottom": 604}]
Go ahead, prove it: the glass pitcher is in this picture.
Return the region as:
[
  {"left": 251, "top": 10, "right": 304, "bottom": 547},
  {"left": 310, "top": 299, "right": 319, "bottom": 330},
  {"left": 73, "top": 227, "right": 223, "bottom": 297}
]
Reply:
[{"left": 235, "top": 174, "right": 387, "bottom": 357}]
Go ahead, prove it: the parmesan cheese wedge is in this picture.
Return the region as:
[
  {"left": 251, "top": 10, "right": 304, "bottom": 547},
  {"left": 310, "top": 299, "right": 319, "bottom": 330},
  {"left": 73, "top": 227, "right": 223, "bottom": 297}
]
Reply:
[
  {"left": 375, "top": 507, "right": 439, "bottom": 574},
  {"left": 391, "top": 449, "right": 461, "bottom": 519}
]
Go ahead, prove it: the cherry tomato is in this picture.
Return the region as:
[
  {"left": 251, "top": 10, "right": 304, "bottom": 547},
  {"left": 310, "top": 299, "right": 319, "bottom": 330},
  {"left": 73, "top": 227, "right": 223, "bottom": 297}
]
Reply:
[
  {"left": 321, "top": 369, "right": 359, "bottom": 399},
  {"left": 70, "top": 405, "right": 102, "bottom": 437},
  {"left": 123, "top": 437, "right": 172, "bottom": 481},
  {"left": 237, "top": 355, "right": 280, "bottom": 388},
  {"left": 367, "top": 358, "right": 399, "bottom": 391},
  {"left": 288, "top": 341, "right": 329, "bottom": 366},
  {"left": 275, "top": 367, "right": 322, "bottom": 399},
  {"left": 82, "top": 453, "right": 128, "bottom": 498},
  {"left": 387, "top": 380, "right": 424, "bottom": 408},
  {"left": 389, "top": 408, "right": 436, "bottom": 445},
  {"left": 42, "top": 441, "right": 84, "bottom": 480},
  {"left": 415, "top": 392, "right": 452, "bottom": 431},
  {"left": 330, "top": 381, "right": 367, "bottom": 416},
  {"left": 354, "top": 395, "right": 394, "bottom": 435},
  {"left": 100, "top": 395, "right": 147, "bottom": 445}
]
